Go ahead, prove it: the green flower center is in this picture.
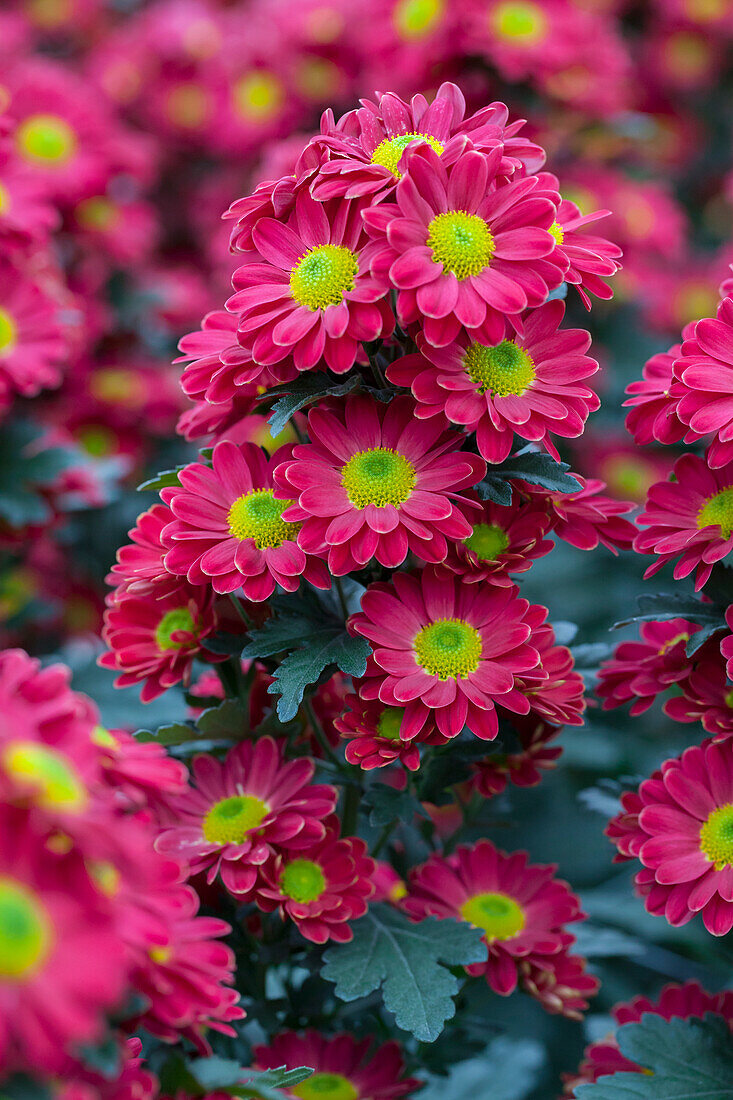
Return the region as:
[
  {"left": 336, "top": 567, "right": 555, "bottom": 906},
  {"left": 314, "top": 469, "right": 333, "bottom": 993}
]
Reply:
[
  {"left": 202, "top": 794, "right": 269, "bottom": 845},
  {"left": 16, "top": 114, "right": 76, "bottom": 164},
  {"left": 280, "top": 858, "right": 327, "bottom": 903},
  {"left": 413, "top": 618, "right": 482, "bottom": 679},
  {"left": 227, "top": 488, "right": 296, "bottom": 547},
  {"left": 91, "top": 725, "right": 118, "bottom": 749},
  {"left": 341, "top": 447, "right": 416, "bottom": 509},
  {"left": 464, "top": 522, "right": 509, "bottom": 561},
  {"left": 464, "top": 339, "right": 536, "bottom": 397},
  {"left": 427, "top": 210, "right": 495, "bottom": 279},
  {"left": 2, "top": 741, "right": 87, "bottom": 812},
  {"left": 232, "top": 71, "right": 284, "bottom": 121},
  {"left": 76, "top": 196, "right": 118, "bottom": 231},
  {"left": 460, "top": 890, "right": 525, "bottom": 940},
  {"left": 490, "top": 1, "right": 548, "bottom": 42},
  {"left": 290, "top": 244, "right": 359, "bottom": 311},
  {"left": 725, "top": 690, "right": 733, "bottom": 709},
  {"left": 376, "top": 706, "right": 406, "bottom": 741},
  {"left": 0, "top": 876, "right": 52, "bottom": 980},
  {"left": 700, "top": 804, "right": 733, "bottom": 869},
  {"left": 393, "top": 0, "right": 444, "bottom": 37},
  {"left": 154, "top": 607, "right": 196, "bottom": 652},
  {"left": 549, "top": 221, "right": 564, "bottom": 245},
  {"left": 293, "top": 1075, "right": 358, "bottom": 1100},
  {"left": 696, "top": 487, "right": 733, "bottom": 539},
  {"left": 0, "top": 309, "right": 17, "bottom": 355},
  {"left": 371, "top": 132, "right": 445, "bottom": 178}
]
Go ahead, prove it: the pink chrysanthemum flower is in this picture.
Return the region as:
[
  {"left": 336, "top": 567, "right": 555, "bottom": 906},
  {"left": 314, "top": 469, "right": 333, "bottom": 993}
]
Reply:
[
  {"left": 387, "top": 300, "right": 598, "bottom": 463},
  {"left": 59, "top": 1037, "right": 158, "bottom": 1100},
  {"left": 563, "top": 982, "right": 733, "bottom": 1096},
  {"left": 674, "top": 296, "right": 733, "bottom": 468},
  {"left": 472, "top": 717, "right": 562, "bottom": 798},
  {"left": 274, "top": 395, "right": 485, "bottom": 574},
  {"left": 624, "top": 340, "right": 687, "bottom": 446},
  {"left": 99, "top": 579, "right": 220, "bottom": 702},
  {"left": 721, "top": 606, "right": 733, "bottom": 681},
  {"left": 254, "top": 1031, "right": 421, "bottom": 1100},
  {"left": 161, "top": 441, "right": 329, "bottom": 599},
  {"left": 350, "top": 569, "right": 541, "bottom": 741},
  {"left": 365, "top": 145, "right": 565, "bottom": 348},
  {"left": 227, "top": 188, "right": 393, "bottom": 374},
  {"left": 155, "top": 738, "right": 337, "bottom": 898},
  {"left": 334, "top": 692, "right": 445, "bottom": 772},
  {"left": 515, "top": 606, "right": 585, "bottom": 727},
  {"left": 519, "top": 950, "right": 598, "bottom": 1020},
  {"left": 609, "top": 739, "right": 733, "bottom": 935},
  {"left": 310, "top": 83, "right": 544, "bottom": 202},
  {"left": 596, "top": 618, "right": 700, "bottom": 715},
  {"left": 537, "top": 176, "right": 621, "bottom": 308},
  {"left": 107, "top": 503, "right": 172, "bottom": 595},
  {"left": 606, "top": 781, "right": 654, "bottom": 864},
  {"left": 92, "top": 725, "right": 188, "bottom": 808},
  {"left": 404, "top": 840, "right": 585, "bottom": 997},
  {"left": 437, "top": 492, "right": 553, "bottom": 586},
  {"left": 255, "top": 817, "right": 375, "bottom": 944},
  {"left": 528, "top": 475, "right": 636, "bottom": 553},
  {"left": 0, "top": 259, "right": 67, "bottom": 406},
  {"left": 0, "top": 804, "right": 124, "bottom": 1074},
  {"left": 635, "top": 454, "right": 733, "bottom": 589}
]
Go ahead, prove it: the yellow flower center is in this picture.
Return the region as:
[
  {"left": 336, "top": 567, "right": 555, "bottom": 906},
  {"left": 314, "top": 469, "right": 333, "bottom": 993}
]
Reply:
[
  {"left": 549, "top": 221, "right": 564, "bottom": 245},
  {"left": 464, "top": 339, "right": 536, "bottom": 397},
  {"left": 293, "top": 1075, "right": 358, "bottom": 1100},
  {"left": 88, "top": 860, "right": 121, "bottom": 897},
  {"left": 2, "top": 741, "right": 88, "bottom": 813},
  {"left": 75, "top": 196, "right": 119, "bottom": 231},
  {"left": 89, "top": 368, "right": 147, "bottom": 408},
  {"left": 295, "top": 57, "right": 341, "bottom": 101},
  {"left": 700, "top": 804, "right": 733, "bottom": 870},
  {"left": 413, "top": 618, "right": 482, "bottom": 679},
  {"left": 154, "top": 607, "right": 196, "bottom": 652},
  {"left": 77, "top": 424, "right": 117, "bottom": 457},
  {"left": 696, "top": 487, "right": 733, "bottom": 539},
  {"left": 393, "top": 0, "right": 445, "bottom": 37},
  {"left": 684, "top": 0, "right": 726, "bottom": 21},
  {"left": 0, "top": 876, "right": 52, "bottom": 980},
  {"left": 227, "top": 488, "right": 297, "bottom": 547},
  {"left": 0, "top": 567, "right": 34, "bottom": 618},
  {"left": 149, "top": 944, "right": 172, "bottom": 964},
  {"left": 376, "top": 706, "right": 406, "bottom": 741},
  {"left": 341, "top": 447, "right": 416, "bottom": 509},
  {"left": 280, "top": 858, "right": 327, "bottom": 903},
  {"left": 460, "top": 890, "right": 525, "bottom": 940},
  {"left": 290, "top": 244, "right": 359, "bottom": 311},
  {"left": 0, "top": 308, "right": 17, "bottom": 355},
  {"left": 202, "top": 794, "right": 269, "bottom": 845},
  {"left": 91, "top": 725, "right": 118, "bottom": 749},
  {"left": 232, "top": 71, "right": 284, "bottom": 121},
  {"left": 490, "top": 1, "right": 549, "bottom": 42},
  {"left": 16, "top": 114, "right": 76, "bottom": 164},
  {"left": 371, "top": 132, "right": 445, "bottom": 178},
  {"left": 0, "top": 181, "right": 9, "bottom": 214},
  {"left": 464, "top": 522, "right": 509, "bottom": 561},
  {"left": 427, "top": 210, "right": 495, "bottom": 279}
]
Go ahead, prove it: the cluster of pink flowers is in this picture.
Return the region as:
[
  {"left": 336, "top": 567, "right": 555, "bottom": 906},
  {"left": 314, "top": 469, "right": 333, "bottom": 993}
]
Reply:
[{"left": 0, "top": 648, "right": 242, "bottom": 1083}]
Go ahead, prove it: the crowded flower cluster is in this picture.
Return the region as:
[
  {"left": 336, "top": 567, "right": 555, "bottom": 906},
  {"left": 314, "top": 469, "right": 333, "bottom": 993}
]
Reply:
[{"left": 3, "top": 0, "right": 733, "bottom": 1098}]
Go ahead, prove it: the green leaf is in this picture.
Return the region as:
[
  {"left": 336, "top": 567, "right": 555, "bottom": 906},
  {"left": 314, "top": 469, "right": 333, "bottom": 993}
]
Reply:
[
  {"left": 203, "top": 632, "right": 250, "bottom": 656},
  {"left": 262, "top": 374, "right": 362, "bottom": 436},
  {"left": 268, "top": 631, "right": 371, "bottom": 721},
  {"left": 137, "top": 466, "right": 185, "bottom": 492},
  {"left": 0, "top": 1075, "right": 53, "bottom": 1100},
  {"left": 78, "top": 1037, "right": 121, "bottom": 1078},
  {"left": 572, "top": 922, "right": 644, "bottom": 958},
  {"left": 614, "top": 592, "right": 726, "bottom": 631},
  {"left": 321, "top": 903, "right": 486, "bottom": 1042},
  {"left": 234, "top": 1067, "right": 315, "bottom": 1099},
  {"left": 420, "top": 1037, "right": 545, "bottom": 1100},
  {"left": 187, "top": 1057, "right": 250, "bottom": 1091},
  {"left": 364, "top": 783, "right": 427, "bottom": 827},
  {"left": 576, "top": 1014, "right": 733, "bottom": 1098},
  {"left": 136, "top": 722, "right": 199, "bottom": 746},
  {"left": 196, "top": 699, "right": 250, "bottom": 738},
  {"left": 478, "top": 450, "right": 580, "bottom": 505},
  {"left": 417, "top": 739, "right": 494, "bottom": 804}
]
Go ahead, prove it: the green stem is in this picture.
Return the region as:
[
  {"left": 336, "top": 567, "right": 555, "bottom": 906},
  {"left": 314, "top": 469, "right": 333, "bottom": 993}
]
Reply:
[
  {"left": 333, "top": 575, "right": 350, "bottom": 620},
  {"left": 228, "top": 592, "right": 254, "bottom": 628},
  {"left": 303, "top": 697, "right": 342, "bottom": 770},
  {"left": 341, "top": 781, "right": 360, "bottom": 837},
  {"left": 371, "top": 818, "right": 398, "bottom": 858}
]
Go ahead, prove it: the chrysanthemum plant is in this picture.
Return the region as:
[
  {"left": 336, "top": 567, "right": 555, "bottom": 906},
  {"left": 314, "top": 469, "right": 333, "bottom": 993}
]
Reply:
[{"left": 93, "top": 83, "right": 698, "bottom": 1098}]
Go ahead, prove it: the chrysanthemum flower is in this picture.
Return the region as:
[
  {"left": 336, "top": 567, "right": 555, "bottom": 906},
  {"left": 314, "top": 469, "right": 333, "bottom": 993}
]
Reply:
[
  {"left": 514, "top": 606, "right": 585, "bottom": 727},
  {"left": 536, "top": 176, "right": 621, "bottom": 307},
  {"left": 275, "top": 395, "right": 485, "bottom": 574},
  {"left": 624, "top": 340, "right": 687, "bottom": 446},
  {"left": 59, "top": 1037, "right": 158, "bottom": 1100},
  {"left": 0, "top": 259, "right": 67, "bottom": 407},
  {"left": 227, "top": 188, "right": 393, "bottom": 373},
  {"left": 463, "top": 0, "right": 579, "bottom": 83},
  {"left": 605, "top": 782, "right": 652, "bottom": 864},
  {"left": 528, "top": 475, "right": 636, "bottom": 553},
  {"left": 161, "top": 441, "right": 330, "bottom": 599},
  {"left": 350, "top": 569, "right": 541, "bottom": 741},
  {"left": 674, "top": 296, "right": 733, "bottom": 468},
  {"left": 310, "top": 83, "right": 544, "bottom": 201},
  {"left": 635, "top": 454, "right": 733, "bottom": 589},
  {"left": 472, "top": 717, "right": 562, "bottom": 797},
  {"left": 107, "top": 503, "right": 172, "bottom": 595},
  {"left": 404, "top": 840, "right": 584, "bottom": 996},
  {"left": 437, "top": 492, "right": 553, "bottom": 586},
  {"left": 0, "top": 805, "right": 124, "bottom": 1074},
  {"left": 387, "top": 300, "right": 598, "bottom": 462},
  {"left": 519, "top": 950, "right": 598, "bottom": 1020},
  {"left": 334, "top": 692, "right": 445, "bottom": 771},
  {"left": 563, "top": 982, "right": 733, "bottom": 1096},
  {"left": 254, "top": 1030, "right": 421, "bottom": 1100},
  {"left": 596, "top": 618, "right": 700, "bottom": 715},
  {"left": 365, "top": 144, "right": 565, "bottom": 348},
  {"left": 92, "top": 725, "right": 188, "bottom": 808},
  {"left": 155, "top": 738, "right": 337, "bottom": 898},
  {"left": 255, "top": 817, "right": 375, "bottom": 943},
  {"left": 721, "top": 606, "right": 733, "bottom": 681},
  {"left": 608, "top": 739, "right": 733, "bottom": 935},
  {"left": 99, "top": 579, "right": 220, "bottom": 702}
]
